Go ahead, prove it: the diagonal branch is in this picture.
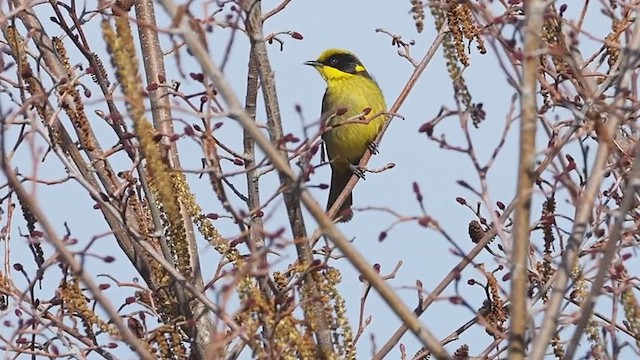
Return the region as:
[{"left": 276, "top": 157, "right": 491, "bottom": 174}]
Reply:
[
  {"left": 327, "top": 25, "right": 448, "bottom": 220},
  {"left": 565, "top": 141, "right": 640, "bottom": 359},
  {"left": 156, "top": 0, "right": 451, "bottom": 358},
  {"left": 0, "top": 159, "right": 155, "bottom": 360},
  {"left": 529, "top": 9, "right": 640, "bottom": 359},
  {"left": 0, "top": 5, "right": 154, "bottom": 288}
]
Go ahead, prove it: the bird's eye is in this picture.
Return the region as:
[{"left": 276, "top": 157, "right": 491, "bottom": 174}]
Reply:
[{"left": 329, "top": 58, "right": 338, "bottom": 65}]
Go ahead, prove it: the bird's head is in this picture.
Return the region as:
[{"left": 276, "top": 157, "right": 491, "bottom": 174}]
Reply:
[{"left": 304, "top": 49, "right": 371, "bottom": 81}]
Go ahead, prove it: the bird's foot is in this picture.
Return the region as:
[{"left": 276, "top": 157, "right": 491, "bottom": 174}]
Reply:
[
  {"left": 349, "top": 164, "right": 366, "bottom": 179},
  {"left": 367, "top": 142, "right": 379, "bottom": 155}
]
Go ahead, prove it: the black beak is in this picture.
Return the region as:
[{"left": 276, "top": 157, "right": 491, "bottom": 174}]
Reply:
[{"left": 304, "top": 60, "right": 322, "bottom": 67}]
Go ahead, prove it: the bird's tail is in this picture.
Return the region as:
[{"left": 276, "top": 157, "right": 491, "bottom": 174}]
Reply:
[{"left": 327, "top": 170, "right": 353, "bottom": 222}]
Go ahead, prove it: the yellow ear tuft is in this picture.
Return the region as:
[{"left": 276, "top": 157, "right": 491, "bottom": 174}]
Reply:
[{"left": 354, "top": 64, "right": 366, "bottom": 73}]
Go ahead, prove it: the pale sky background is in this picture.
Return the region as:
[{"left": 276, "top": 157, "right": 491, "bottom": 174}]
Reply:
[{"left": 1, "top": 0, "right": 635, "bottom": 359}]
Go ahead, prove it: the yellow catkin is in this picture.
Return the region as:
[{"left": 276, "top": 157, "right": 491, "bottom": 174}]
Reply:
[
  {"left": 273, "top": 314, "right": 303, "bottom": 359},
  {"left": 486, "top": 271, "right": 507, "bottom": 331},
  {"left": 168, "top": 327, "right": 186, "bottom": 359},
  {"left": 604, "top": 18, "right": 627, "bottom": 68},
  {"left": 126, "top": 190, "right": 154, "bottom": 236},
  {"left": 536, "top": 196, "right": 557, "bottom": 302},
  {"left": 571, "top": 263, "right": 599, "bottom": 358},
  {"left": 103, "top": 15, "right": 190, "bottom": 278},
  {"left": 171, "top": 171, "right": 237, "bottom": 261},
  {"left": 6, "top": 26, "right": 52, "bottom": 137},
  {"left": 52, "top": 37, "right": 96, "bottom": 151},
  {"left": 621, "top": 285, "right": 640, "bottom": 349},
  {"left": 59, "top": 276, "right": 115, "bottom": 336},
  {"left": 103, "top": 17, "right": 187, "bottom": 322},
  {"left": 453, "top": 344, "right": 470, "bottom": 359},
  {"left": 149, "top": 329, "right": 171, "bottom": 359},
  {"left": 541, "top": 6, "right": 568, "bottom": 75},
  {"left": 91, "top": 53, "right": 111, "bottom": 88},
  {"left": 410, "top": 0, "right": 425, "bottom": 33},
  {"left": 447, "top": 4, "right": 468, "bottom": 67},
  {"left": 570, "top": 262, "right": 587, "bottom": 304},
  {"left": 332, "top": 285, "right": 354, "bottom": 359},
  {"left": 236, "top": 276, "right": 270, "bottom": 356},
  {"left": 431, "top": 2, "right": 486, "bottom": 127},
  {"left": 298, "top": 331, "right": 316, "bottom": 359},
  {"left": 7, "top": 30, "right": 58, "bottom": 267},
  {"left": 586, "top": 320, "right": 606, "bottom": 358},
  {"left": 542, "top": 197, "right": 556, "bottom": 253},
  {"left": 129, "top": 190, "right": 178, "bottom": 320},
  {"left": 551, "top": 332, "right": 564, "bottom": 359},
  {"left": 475, "top": 267, "right": 507, "bottom": 338}
]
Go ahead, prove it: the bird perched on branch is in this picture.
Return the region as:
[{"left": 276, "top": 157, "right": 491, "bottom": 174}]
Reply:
[{"left": 305, "top": 49, "right": 387, "bottom": 221}]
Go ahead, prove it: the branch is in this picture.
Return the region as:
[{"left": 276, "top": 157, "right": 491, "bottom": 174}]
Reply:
[
  {"left": 225, "top": 49, "right": 274, "bottom": 360},
  {"left": 21, "top": 118, "right": 252, "bottom": 353},
  {"left": 0, "top": 161, "right": 155, "bottom": 360},
  {"left": 155, "top": 0, "right": 451, "bottom": 358},
  {"left": 373, "top": 70, "right": 586, "bottom": 360},
  {"left": 562, "top": 15, "right": 640, "bottom": 360},
  {"left": 240, "top": 0, "right": 335, "bottom": 356},
  {"left": 0, "top": 6, "right": 154, "bottom": 289},
  {"left": 508, "top": 0, "right": 546, "bottom": 359},
  {"left": 132, "top": 1, "right": 214, "bottom": 358},
  {"left": 326, "top": 25, "right": 448, "bottom": 220},
  {"left": 528, "top": 10, "right": 640, "bottom": 359}
]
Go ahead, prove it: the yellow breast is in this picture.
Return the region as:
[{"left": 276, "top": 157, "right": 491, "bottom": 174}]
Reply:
[{"left": 322, "top": 76, "right": 387, "bottom": 172}]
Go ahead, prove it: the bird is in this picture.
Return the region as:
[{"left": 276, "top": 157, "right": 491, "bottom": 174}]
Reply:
[{"left": 304, "top": 49, "right": 387, "bottom": 221}]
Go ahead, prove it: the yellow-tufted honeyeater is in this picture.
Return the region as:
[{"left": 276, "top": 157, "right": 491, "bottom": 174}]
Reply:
[{"left": 305, "top": 49, "right": 387, "bottom": 221}]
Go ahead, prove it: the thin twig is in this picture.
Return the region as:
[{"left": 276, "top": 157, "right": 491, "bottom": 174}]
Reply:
[
  {"left": 563, "top": 18, "right": 640, "bottom": 359},
  {"left": 326, "top": 25, "right": 448, "bottom": 220},
  {"left": 155, "top": 0, "right": 451, "bottom": 357},
  {"left": 0, "top": 162, "right": 155, "bottom": 360},
  {"left": 240, "top": 0, "right": 335, "bottom": 356},
  {"left": 528, "top": 11, "right": 640, "bottom": 359}
]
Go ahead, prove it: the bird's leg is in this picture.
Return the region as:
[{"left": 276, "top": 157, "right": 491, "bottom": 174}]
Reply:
[
  {"left": 367, "top": 142, "right": 379, "bottom": 155},
  {"left": 348, "top": 163, "right": 366, "bottom": 180}
]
